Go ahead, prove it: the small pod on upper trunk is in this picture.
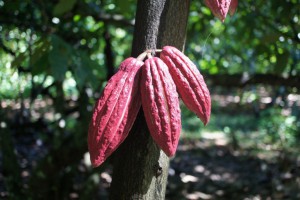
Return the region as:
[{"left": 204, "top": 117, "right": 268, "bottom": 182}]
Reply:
[
  {"left": 140, "top": 57, "right": 181, "bottom": 157},
  {"left": 88, "top": 58, "right": 143, "bottom": 167},
  {"left": 204, "top": 0, "right": 238, "bottom": 22},
  {"left": 160, "top": 46, "right": 211, "bottom": 125}
]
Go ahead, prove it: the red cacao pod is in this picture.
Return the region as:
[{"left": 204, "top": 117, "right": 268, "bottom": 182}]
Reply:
[
  {"left": 229, "top": 0, "right": 238, "bottom": 16},
  {"left": 160, "top": 46, "right": 211, "bottom": 125},
  {"left": 140, "top": 57, "right": 181, "bottom": 157},
  {"left": 204, "top": 0, "right": 238, "bottom": 22},
  {"left": 88, "top": 57, "right": 143, "bottom": 167}
]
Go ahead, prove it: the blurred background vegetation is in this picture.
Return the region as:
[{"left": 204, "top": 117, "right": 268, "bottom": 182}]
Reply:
[{"left": 0, "top": 0, "right": 299, "bottom": 199}]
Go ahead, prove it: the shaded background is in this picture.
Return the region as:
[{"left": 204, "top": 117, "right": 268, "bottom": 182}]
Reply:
[{"left": 0, "top": 0, "right": 300, "bottom": 199}]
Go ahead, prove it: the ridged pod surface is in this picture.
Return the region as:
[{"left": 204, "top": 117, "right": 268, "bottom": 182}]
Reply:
[
  {"left": 88, "top": 58, "right": 143, "bottom": 167},
  {"left": 229, "top": 0, "right": 238, "bottom": 16},
  {"left": 204, "top": 0, "right": 238, "bottom": 22},
  {"left": 140, "top": 57, "right": 181, "bottom": 157},
  {"left": 160, "top": 46, "right": 211, "bottom": 125}
]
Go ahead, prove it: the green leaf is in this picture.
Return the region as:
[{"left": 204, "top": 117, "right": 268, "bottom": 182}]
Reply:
[
  {"left": 115, "top": 0, "right": 130, "bottom": 14},
  {"left": 31, "top": 39, "right": 51, "bottom": 64},
  {"left": 71, "top": 51, "right": 103, "bottom": 89},
  {"left": 48, "top": 35, "right": 71, "bottom": 80},
  {"left": 72, "top": 54, "right": 88, "bottom": 89},
  {"left": 11, "top": 52, "right": 26, "bottom": 69},
  {"left": 30, "top": 39, "right": 51, "bottom": 75},
  {"left": 274, "top": 52, "right": 289, "bottom": 74},
  {"left": 53, "top": 0, "right": 77, "bottom": 16},
  {"left": 32, "top": 53, "right": 50, "bottom": 75},
  {"left": 261, "top": 33, "right": 280, "bottom": 44}
]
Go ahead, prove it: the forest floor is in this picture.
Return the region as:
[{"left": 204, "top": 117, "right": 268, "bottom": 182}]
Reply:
[
  {"left": 1, "top": 91, "right": 300, "bottom": 199},
  {"left": 95, "top": 132, "right": 300, "bottom": 200},
  {"left": 166, "top": 134, "right": 300, "bottom": 200},
  {"left": 2, "top": 132, "right": 300, "bottom": 200}
]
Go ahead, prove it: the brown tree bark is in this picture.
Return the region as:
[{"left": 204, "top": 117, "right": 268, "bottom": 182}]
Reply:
[{"left": 109, "top": 0, "right": 190, "bottom": 199}]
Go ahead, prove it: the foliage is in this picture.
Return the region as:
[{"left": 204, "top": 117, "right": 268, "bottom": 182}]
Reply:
[
  {"left": 0, "top": 0, "right": 299, "bottom": 199},
  {"left": 187, "top": 1, "right": 300, "bottom": 76}
]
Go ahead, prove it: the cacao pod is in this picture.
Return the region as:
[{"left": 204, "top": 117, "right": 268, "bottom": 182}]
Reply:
[
  {"left": 204, "top": 0, "right": 238, "bottom": 22},
  {"left": 229, "top": 0, "right": 238, "bottom": 16},
  {"left": 160, "top": 46, "right": 211, "bottom": 125},
  {"left": 140, "top": 57, "right": 181, "bottom": 157},
  {"left": 88, "top": 57, "right": 143, "bottom": 167}
]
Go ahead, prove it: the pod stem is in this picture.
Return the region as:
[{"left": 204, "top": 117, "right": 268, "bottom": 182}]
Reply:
[
  {"left": 146, "top": 52, "right": 153, "bottom": 59},
  {"left": 137, "top": 49, "right": 162, "bottom": 61},
  {"left": 137, "top": 51, "right": 148, "bottom": 61}
]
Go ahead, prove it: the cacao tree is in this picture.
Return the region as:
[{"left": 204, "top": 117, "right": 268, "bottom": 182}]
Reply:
[
  {"left": 95, "top": 0, "right": 230, "bottom": 198},
  {"left": 109, "top": 0, "right": 189, "bottom": 198},
  {"left": 2, "top": 0, "right": 300, "bottom": 199}
]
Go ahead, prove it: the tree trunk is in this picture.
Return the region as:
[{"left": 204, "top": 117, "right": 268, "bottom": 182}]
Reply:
[{"left": 110, "top": 0, "right": 190, "bottom": 199}]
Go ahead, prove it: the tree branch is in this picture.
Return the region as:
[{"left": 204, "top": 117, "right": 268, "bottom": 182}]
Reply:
[
  {"left": 95, "top": 13, "right": 134, "bottom": 27},
  {"left": 206, "top": 73, "right": 300, "bottom": 88}
]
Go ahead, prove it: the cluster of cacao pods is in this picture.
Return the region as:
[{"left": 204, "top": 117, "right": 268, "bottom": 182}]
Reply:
[
  {"left": 88, "top": 46, "right": 211, "bottom": 167},
  {"left": 205, "top": 0, "right": 238, "bottom": 22}
]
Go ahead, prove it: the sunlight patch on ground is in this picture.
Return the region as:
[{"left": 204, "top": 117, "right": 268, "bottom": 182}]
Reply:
[
  {"left": 101, "top": 172, "right": 112, "bottom": 183},
  {"left": 201, "top": 131, "right": 228, "bottom": 146},
  {"left": 180, "top": 174, "right": 199, "bottom": 183},
  {"left": 194, "top": 165, "right": 205, "bottom": 173},
  {"left": 185, "top": 191, "right": 212, "bottom": 200},
  {"left": 83, "top": 152, "right": 91, "bottom": 167}
]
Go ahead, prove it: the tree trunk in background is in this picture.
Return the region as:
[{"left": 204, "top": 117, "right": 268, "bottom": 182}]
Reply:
[{"left": 110, "top": 0, "right": 190, "bottom": 199}]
